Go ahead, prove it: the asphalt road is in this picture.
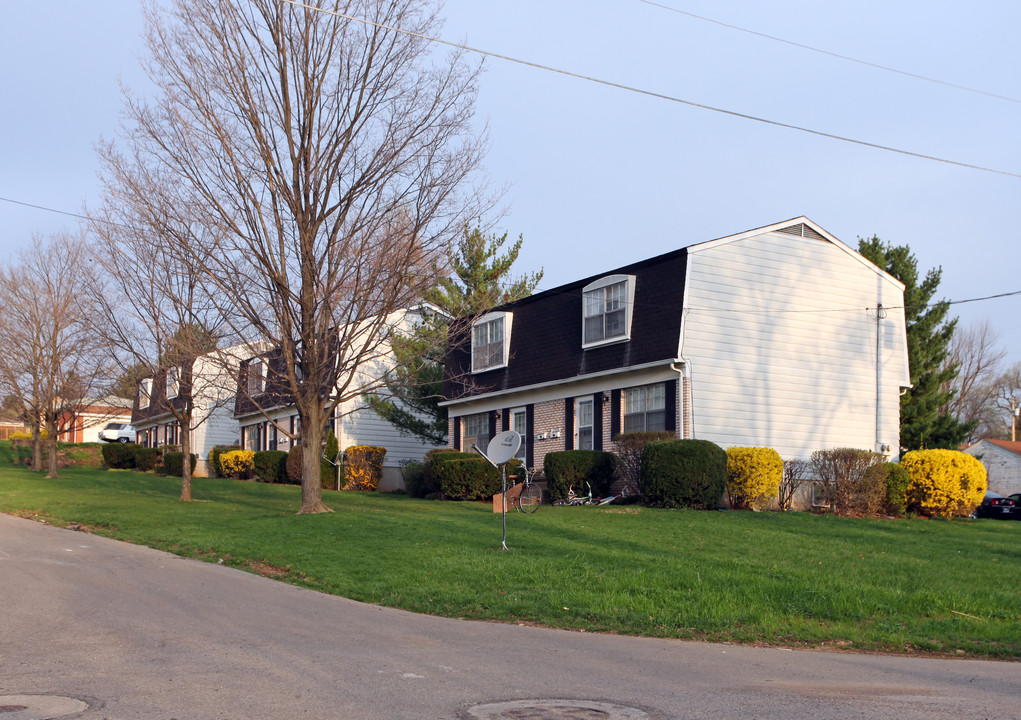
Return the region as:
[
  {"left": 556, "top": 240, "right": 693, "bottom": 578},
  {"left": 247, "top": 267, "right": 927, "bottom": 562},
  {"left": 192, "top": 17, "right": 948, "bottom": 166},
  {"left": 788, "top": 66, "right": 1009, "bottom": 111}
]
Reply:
[{"left": 1, "top": 512, "right": 1017, "bottom": 720}]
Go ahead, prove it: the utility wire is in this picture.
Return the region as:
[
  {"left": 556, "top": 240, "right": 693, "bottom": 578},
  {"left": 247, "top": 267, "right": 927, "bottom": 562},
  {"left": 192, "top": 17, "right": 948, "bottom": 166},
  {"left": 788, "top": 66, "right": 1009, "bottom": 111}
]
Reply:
[
  {"left": 4, "top": 192, "right": 1015, "bottom": 314},
  {"left": 634, "top": 0, "right": 1021, "bottom": 105},
  {"left": 281, "top": 0, "right": 1021, "bottom": 180}
]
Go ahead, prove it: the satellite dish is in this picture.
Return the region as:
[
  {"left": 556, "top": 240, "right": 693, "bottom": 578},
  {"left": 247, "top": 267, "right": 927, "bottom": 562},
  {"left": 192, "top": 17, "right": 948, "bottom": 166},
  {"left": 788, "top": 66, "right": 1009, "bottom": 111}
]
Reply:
[{"left": 482, "top": 430, "right": 521, "bottom": 465}]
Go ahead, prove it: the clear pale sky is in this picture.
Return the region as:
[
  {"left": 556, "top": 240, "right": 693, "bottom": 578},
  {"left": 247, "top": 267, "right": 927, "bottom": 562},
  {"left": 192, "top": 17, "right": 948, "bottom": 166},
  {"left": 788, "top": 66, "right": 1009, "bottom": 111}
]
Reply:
[{"left": 3, "top": 1, "right": 1019, "bottom": 367}]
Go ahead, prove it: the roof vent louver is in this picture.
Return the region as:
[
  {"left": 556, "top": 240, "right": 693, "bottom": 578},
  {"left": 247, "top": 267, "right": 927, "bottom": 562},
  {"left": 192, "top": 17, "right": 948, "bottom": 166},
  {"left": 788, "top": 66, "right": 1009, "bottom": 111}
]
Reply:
[{"left": 776, "top": 222, "right": 826, "bottom": 241}]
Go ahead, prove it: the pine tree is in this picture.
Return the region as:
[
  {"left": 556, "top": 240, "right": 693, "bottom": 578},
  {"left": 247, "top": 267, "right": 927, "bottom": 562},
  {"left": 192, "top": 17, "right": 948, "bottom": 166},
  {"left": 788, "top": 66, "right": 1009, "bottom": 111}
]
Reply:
[
  {"left": 858, "top": 236, "right": 973, "bottom": 450},
  {"left": 369, "top": 224, "right": 543, "bottom": 444}
]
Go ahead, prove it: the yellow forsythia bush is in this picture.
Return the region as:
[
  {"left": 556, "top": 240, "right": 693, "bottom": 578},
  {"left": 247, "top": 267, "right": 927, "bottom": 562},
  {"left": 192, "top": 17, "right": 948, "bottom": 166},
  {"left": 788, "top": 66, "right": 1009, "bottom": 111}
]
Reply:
[
  {"left": 726, "top": 446, "right": 783, "bottom": 510},
  {"left": 10, "top": 429, "right": 48, "bottom": 440},
  {"left": 342, "top": 445, "right": 386, "bottom": 491},
  {"left": 220, "top": 449, "right": 255, "bottom": 479},
  {"left": 900, "top": 449, "right": 987, "bottom": 518}
]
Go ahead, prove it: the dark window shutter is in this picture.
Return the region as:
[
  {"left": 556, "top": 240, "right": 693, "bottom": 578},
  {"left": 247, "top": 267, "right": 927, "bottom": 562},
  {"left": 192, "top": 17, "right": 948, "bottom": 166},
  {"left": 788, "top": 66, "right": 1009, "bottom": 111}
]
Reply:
[
  {"left": 593, "top": 392, "right": 604, "bottom": 451},
  {"left": 564, "top": 397, "right": 575, "bottom": 451},
  {"left": 453, "top": 417, "right": 462, "bottom": 450},
  {"left": 665, "top": 379, "right": 677, "bottom": 433},
  {"left": 489, "top": 411, "right": 498, "bottom": 440},
  {"left": 501, "top": 408, "right": 510, "bottom": 432},
  {"left": 526, "top": 405, "right": 535, "bottom": 467},
  {"left": 611, "top": 389, "right": 621, "bottom": 437}
]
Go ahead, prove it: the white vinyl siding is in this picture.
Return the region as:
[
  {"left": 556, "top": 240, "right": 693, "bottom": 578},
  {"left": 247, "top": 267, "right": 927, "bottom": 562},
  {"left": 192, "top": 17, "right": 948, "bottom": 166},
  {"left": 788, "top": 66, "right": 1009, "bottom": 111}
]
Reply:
[{"left": 680, "top": 228, "right": 908, "bottom": 459}]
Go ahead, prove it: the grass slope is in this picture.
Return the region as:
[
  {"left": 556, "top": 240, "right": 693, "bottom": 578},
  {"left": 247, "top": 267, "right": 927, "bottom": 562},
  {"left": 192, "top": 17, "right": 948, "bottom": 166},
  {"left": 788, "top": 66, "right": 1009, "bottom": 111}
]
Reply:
[{"left": 1, "top": 464, "right": 1018, "bottom": 658}]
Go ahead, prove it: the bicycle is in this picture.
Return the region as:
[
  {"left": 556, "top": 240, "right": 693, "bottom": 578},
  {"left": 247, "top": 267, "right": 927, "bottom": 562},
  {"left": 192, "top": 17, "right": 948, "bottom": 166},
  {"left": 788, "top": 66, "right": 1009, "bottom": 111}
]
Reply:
[
  {"left": 596, "top": 483, "right": 634, "bottom": 505},
  {"left": 553, "top": 482, "right": 595, "bottom": 506},
  {"left": 507, "top": 466, "right": 541, "bottom": 513}
]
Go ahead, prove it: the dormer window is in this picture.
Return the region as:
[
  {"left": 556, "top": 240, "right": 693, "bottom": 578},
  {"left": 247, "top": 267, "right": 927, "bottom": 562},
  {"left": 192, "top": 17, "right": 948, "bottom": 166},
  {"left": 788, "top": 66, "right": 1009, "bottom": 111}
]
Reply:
[
  {"left": 582, "top": 274, "right": 635, "bottom": 347},
  {"left": 248, "top": 359, "right": 266, "bottom": 395},
  {"left": 166, "top": 367, "right": 180, "bottom": 400},
  {"left": 472, "top": 312, "right": 511, "bottom": 372},
  {"left": 139, "top": 378, "right": 152, "bottom": 409}
]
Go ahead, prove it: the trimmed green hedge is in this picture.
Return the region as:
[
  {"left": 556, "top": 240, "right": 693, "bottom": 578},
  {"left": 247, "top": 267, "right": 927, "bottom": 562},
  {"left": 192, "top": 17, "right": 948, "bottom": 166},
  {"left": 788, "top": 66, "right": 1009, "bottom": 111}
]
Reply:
[
  {"left": 641, "top": 439, "right": 726, "bottom": 509},
  {"left": 543, "top": 450, "right": 616, "bottom": 502},
  {"left": 253, "top": 450, "right": 288, "bottom": 483},
  {"left": 102, "top": 442, "right": 138, "bottom": 469},
  {"left": 433, "top": 457, "right": 502, "bottom": 500},
  {"left": 163, "top": 451, "right": 197, "bottom": 477},
  {"left": 133, "top": 447, "right": 161, "bottom": 472}
]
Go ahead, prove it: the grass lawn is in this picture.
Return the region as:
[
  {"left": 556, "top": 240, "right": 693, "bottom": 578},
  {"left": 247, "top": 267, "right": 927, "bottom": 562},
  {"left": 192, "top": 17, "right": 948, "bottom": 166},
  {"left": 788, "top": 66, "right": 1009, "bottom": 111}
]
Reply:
[{"left": 1, "top": 461, "right": 1019, "bottom": 659}]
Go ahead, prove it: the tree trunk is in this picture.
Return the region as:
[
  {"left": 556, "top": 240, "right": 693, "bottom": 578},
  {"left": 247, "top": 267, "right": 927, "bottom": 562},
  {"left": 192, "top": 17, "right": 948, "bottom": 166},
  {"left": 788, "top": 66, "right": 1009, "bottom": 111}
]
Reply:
[
  {"left": 44, "top": 417, "right": 59, "bottom": 479},
  {"left": 298, "top": 403, "right": 331, "bottom": 514},
  {"left": 180, "top": 421, "right": 192, "bottom": 502},
  {"left": 31, "top": 424, "right": 42, "bottom": 472}
]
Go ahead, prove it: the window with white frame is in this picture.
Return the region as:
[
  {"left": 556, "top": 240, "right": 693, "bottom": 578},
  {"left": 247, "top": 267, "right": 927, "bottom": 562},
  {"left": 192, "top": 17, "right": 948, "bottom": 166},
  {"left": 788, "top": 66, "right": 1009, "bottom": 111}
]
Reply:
[
  {"left": 471, "top": 312, "right": 511, "bottom": 372},
  {"left": 463, "top": 412, "right": 490, "bottom": 453},
  {"left": 166, "top": 367, "right": 180, "bottom": 400},
  {"left": 511, "top": 407, "right": 527, "bottom": 461},
  {"left": 623, "top": 383, "right": 666, "bottom": 433},
  {"left": 247, "top": 359, "right": 265, "bottom": 395},
  {"left": 576, "top": 398, "right": 594, "bottom": 450},
  {"left": 139, "top": 378, "right": 152, "bottom": 409},
  {"left": 582, "top": 275, "right": 635, "bottom": 346}
]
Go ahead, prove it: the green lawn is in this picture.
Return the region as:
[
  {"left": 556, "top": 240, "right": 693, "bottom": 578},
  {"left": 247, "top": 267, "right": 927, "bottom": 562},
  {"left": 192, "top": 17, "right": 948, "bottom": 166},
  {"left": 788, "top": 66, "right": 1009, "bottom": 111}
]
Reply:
[{"left": 1, "top": 462, "right": 1019, "bottom": 658}]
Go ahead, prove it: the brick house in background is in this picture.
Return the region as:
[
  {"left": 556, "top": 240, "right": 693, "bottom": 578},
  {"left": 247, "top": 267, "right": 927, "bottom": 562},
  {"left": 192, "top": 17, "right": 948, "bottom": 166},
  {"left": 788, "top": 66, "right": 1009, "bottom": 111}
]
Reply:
[
  {"left": 441, "top": 218, "right": 911, "bottom": 473},
  {"left": 963, "top": 439, "right": 1021, "bottom": 496}
]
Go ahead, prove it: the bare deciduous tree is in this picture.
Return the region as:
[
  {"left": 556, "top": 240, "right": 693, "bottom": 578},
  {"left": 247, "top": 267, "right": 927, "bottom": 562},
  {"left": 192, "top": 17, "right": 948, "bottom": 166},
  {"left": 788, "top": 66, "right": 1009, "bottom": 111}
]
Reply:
[
  {"left": 0, "top": 234, "right": 107, "bottom": 478},
  {"left": 942, "top": 320, "right": 1006, "bottom": 442},
  {"left": 995, "top": 362, "right": 1021, "bottom": 441},
  {"left": 105, "top": 0, "right": 487, "bottom": 512},
  {"left": 85, "top": 163, "right": 240, "bottom": 502}
]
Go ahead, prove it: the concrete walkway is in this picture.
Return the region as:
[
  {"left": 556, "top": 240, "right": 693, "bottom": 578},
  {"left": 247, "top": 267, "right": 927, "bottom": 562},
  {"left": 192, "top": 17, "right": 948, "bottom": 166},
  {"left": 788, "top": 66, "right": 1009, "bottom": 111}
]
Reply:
[{"left": 1, "top": 513, "right": 1016, "bottom": 719}]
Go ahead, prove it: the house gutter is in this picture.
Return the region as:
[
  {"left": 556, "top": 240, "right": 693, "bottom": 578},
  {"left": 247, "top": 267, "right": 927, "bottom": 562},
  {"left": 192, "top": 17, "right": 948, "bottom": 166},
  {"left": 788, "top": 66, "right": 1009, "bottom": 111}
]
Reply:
[{"left": 440, "top": 358, "right": 683, "bottom": 409}]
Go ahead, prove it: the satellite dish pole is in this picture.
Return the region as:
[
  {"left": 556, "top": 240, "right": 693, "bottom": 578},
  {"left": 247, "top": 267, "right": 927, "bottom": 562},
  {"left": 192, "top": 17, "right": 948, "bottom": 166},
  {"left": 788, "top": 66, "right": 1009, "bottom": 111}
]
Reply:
[{"left": 471, "top": 430, "right": 521, "bottom": 551}]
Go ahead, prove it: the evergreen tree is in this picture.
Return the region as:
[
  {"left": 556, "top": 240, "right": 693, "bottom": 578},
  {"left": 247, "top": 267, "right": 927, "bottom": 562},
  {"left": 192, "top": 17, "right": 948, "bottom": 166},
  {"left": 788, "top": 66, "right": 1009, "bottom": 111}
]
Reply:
[
  {"left": 858, "top": 236, "right": 973, "bottom": 450},
  {"left": 369, "top": 225, "right": 543, "bottom": 444}
]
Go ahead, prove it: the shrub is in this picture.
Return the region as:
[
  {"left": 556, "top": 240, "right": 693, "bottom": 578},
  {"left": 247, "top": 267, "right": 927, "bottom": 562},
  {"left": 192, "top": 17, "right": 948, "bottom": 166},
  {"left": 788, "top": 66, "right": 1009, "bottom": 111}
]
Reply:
[
  {"left": 420, "top": 449, "right": 476, "bottom": 498},
  {"left": 133, "top": 446, "right": 161, "bottom": 472},
  {"left": 612, "top": 431, "right": 675, "bottom": 495},
  {"left": 10, "top": 429, "right": 48, "bottom": 441},
  {"left": 209, "top": 445, "right": 241, "bottom": 478},
  {"left": 809, "top": 448, "right": 884, "bottom": 515},
  {"left": 901, "top": 449, "right": 987, "bottom": 519},
  {"left": 342, "top": 445, "right": 386, "bottom": 491},
  {"left": 640, "top": 439, "right": 727, "bottom": 509},
  {"left": 779, "top": 458, "right": 811, "bottom": 511},
  {"left": 163, "top": 451, "right": 197, "bottom": 476},
  {"left": 543, "top": 450, "right": 616, "bottom": 502},
  {"left": 322, "top": 429, "right": 340, "bottom": 489},
  {"left": 102, "top": 442, "right": 138, "bottom": 469},
  {"left": 880, "top": 462, "right": 911, "bottom": 517},
  {"left": 285, "top": 445, "right": 303, "bottom": 485},
  {"left": 726, "top": 447, "right": 783, "bottom": 510},
  {"left": 253, "top": 450, "right": 288, "bottom": 483},
  {"left": 433, "top": 457, "right": 501, "bottom": 500},
  {"left": 400, "top": 460, "right": 426, "bottom": 497},
  {"left": 219, "top": 449, "right": 255, "bottom": 479}
]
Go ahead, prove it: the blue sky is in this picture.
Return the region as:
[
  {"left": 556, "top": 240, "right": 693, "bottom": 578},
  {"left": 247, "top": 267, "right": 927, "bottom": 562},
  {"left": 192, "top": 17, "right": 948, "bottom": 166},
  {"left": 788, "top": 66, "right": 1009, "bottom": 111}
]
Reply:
[{"left": 3, "top": 1, "right": 1019, "bottom": 366}]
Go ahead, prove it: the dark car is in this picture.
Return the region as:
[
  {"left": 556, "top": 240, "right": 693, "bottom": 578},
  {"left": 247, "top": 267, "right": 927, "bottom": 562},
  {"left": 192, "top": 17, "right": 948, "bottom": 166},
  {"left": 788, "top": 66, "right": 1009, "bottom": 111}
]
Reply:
[{"left": 973, "top": 492, "right": 1018, "bottom": 520}]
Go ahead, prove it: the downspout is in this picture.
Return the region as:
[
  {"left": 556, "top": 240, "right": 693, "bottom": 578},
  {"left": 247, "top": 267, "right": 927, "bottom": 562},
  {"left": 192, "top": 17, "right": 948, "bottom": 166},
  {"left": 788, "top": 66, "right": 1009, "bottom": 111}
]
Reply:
[
  {"left": 671, "top": 360, "right": 691, "bottom": 439},
  {"left": 875, "top": 303, "right": 887, "bottom": 455}
]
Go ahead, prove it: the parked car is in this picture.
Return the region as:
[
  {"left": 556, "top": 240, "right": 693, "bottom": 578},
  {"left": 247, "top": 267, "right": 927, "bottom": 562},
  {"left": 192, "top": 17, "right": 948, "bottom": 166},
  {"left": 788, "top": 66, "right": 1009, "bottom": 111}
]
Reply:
[
  {"left": 972, "top": 491, "right": 1018, "bottom": 520},
  {"left": 98, "top": 422, "right": 135, "bottom": 444}
]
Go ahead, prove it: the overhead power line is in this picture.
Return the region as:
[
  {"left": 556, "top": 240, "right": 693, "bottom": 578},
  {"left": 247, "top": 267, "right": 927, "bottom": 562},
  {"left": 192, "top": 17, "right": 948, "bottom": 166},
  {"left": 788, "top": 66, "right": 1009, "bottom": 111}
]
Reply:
[
  {"left": 281, "top": 0, "right": 1021, "bottom": 180},
  {"left": 634, "top": 0, "right": 1021, "bottom": 105}
]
